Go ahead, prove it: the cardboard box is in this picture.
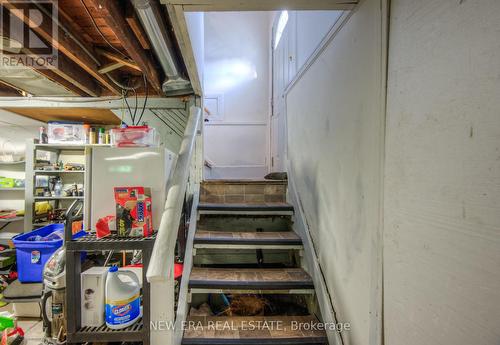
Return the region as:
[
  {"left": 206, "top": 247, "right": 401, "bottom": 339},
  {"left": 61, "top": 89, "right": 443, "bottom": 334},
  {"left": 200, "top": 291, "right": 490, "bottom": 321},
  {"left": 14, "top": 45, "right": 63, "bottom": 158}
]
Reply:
[
  {"left": 114, "top": 186, "right": 153, "bottom": 237},
  {"left": 81, "top": 267, "right": 108, "bottom": 327}
]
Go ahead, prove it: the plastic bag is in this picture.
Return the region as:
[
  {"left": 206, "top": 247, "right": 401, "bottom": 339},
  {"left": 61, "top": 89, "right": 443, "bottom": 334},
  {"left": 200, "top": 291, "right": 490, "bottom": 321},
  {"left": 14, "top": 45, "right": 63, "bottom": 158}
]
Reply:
[{"left": 96, "top": 215, "right": 116, "bottom": 238}]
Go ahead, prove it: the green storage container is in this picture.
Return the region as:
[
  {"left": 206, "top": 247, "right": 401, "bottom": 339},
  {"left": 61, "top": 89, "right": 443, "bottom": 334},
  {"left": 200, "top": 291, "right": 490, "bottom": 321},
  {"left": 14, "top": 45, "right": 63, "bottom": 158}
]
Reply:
[{"left": 0, "top": 177, "right": 15, "bottom": 188}]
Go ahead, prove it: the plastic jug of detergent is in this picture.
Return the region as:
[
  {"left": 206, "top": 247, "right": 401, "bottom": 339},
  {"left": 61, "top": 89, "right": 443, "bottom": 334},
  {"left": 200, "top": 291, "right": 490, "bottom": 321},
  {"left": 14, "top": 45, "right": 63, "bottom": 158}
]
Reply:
[{"left": 105, "top": 266, "right": 141, "bottom": 329}]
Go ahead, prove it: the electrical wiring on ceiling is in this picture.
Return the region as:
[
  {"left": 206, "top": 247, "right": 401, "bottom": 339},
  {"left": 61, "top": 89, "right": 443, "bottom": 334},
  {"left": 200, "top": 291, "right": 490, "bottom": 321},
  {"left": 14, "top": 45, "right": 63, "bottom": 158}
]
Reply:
[
  {"left": 80, "top": 0, "right": 151, "bottom": 126},
  {"left": 137, "top": 74, "right": 149, "bottom": 124},
  {"left": 79, "top": 0, "right": 129, "bottom": 60},
  {"left": 79, "top": 0, "right": 159, "bottom": 127}
]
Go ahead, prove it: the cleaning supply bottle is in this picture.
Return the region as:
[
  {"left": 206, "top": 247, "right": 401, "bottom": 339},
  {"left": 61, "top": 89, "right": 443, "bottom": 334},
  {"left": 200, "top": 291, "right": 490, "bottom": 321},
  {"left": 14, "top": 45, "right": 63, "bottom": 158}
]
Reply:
[
  {"left": 54, "top": 178, "right": 63, "bottom": 197},
  {"left": 105, "top": 266, "right": 141, "bottom": 329}
]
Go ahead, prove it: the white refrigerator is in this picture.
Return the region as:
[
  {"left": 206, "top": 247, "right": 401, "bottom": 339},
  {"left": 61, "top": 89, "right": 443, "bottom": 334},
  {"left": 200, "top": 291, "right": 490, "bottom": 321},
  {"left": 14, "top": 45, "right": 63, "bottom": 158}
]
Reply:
[{"left": 90, "top": 147, "right": 176, "bottom": 231}]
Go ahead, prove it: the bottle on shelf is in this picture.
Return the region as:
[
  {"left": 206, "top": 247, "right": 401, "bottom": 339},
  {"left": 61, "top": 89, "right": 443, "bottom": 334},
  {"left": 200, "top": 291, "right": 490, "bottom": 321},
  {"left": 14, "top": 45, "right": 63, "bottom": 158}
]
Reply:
[
  {"left": 39, "top": 127, "right": 48, "bottom": 144},
  {"left": 83, "top": 124, "right": 91, "bottom": 144},
  {"left": 89, "top": 128, "right": 96, "bottom": 144},
  {"left": 98, "top": 128, "right": 105, "bottom": 144},
  {"left": 54, "top": 178, "right": 63, "bottom": 197}
]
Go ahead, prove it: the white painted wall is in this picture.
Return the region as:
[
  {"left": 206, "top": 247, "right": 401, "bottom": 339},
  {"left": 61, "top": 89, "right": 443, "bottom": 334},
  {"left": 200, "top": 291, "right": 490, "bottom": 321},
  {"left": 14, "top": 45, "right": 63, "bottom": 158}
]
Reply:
[
  {"left": 384, "top": 1, "right": 500, "bottom": 344},
  {"left": 270, "top": 10, "right": 341, "bottom": 172},
  {"left": 285, "top": 1, "right": 385, "bottom": 344},
  {"left": 184, "top": 12, "right": 205, "bottom": 91},
  {"left": 203, "top": 12, "right": 271, "bottom": 179},
  {"left": 295, "top": 11, "right": 342, "bottom": 71}
]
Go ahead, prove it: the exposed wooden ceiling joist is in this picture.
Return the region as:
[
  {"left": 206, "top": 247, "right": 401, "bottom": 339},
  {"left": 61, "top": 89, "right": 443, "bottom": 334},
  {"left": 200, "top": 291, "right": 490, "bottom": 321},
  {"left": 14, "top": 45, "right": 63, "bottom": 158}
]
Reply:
[
  {"left": 0, "top": 94, "right": 187, "bottom": 124},
  {"left": 36, "top": 69, "right": 92, "bottom": 96},
  {"left": 50, "top": 53, "right": 101, "bottom": 96},
  {"left": 0, "top": 81, "right": 23, "bottom": 96},
  {"left": 18, "top": 47, "right": 100, "bottom": 96},
  {"left": 96, "top": 49, "right": 142, "bottom": 72},
  {"left": 57, "top": 5, "right": 95, "bottom": 45},
  {"left": 85, "top": 0, "right": 163, "bottom": 94},
  {"left": 1, "top": 0, "right": 121, "bottom": 95},
  {"left": 5, "top": 107, "right": 121, "bottom": 125},
  {"left": 0, "top": 6, "right": 98, "bottom": 96},
  {"left": 125, "top": 3, "right": 151, "bottom": 50},
  {"left": 98, "top": 61, "right": 126, "bottom": 74},
  {"left": 160, "top": 0, "right": 358, "bottom": 11}
]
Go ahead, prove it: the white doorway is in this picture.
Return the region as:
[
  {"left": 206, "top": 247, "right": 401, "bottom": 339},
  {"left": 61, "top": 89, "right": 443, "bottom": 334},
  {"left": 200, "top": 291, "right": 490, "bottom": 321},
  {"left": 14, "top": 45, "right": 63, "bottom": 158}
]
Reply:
[
  {"left": 202, "top": 12, "right": 271, "bottom": 180},
  {"left": 270, "top": 11, "right": 295, "bottom": 172}
]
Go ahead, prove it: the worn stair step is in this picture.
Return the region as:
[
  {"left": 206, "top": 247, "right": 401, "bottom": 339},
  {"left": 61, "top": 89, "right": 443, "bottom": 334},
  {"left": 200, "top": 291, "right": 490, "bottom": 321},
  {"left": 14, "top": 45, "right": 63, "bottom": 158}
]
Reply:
[
  {"left": 197, "top": 216, "right": 291, "bottom": 233},
  {"left": 194, "top": 231, "right": 303, "bottom": 249},
  {"left": 198, "top": 202, "right": 294, "bottom": 216},
  {"left": 189, "top": 268, "right": 314, "bottom": 292},
  {"left": 182, "top": 315, "right": 327, "bottom": 345}
]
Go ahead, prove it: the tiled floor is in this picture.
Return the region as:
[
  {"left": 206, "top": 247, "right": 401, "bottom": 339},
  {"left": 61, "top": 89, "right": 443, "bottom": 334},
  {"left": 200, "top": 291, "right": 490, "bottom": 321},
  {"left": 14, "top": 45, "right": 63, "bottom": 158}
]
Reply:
[{"left": 0, "top": 303, "right": 44, "bottom": 344}]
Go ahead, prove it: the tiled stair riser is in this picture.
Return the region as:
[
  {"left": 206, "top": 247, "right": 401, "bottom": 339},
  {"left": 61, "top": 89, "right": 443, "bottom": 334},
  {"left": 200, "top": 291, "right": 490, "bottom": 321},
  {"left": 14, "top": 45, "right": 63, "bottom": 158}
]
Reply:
[{"left": 200, "top": 181, "right": 287, "bottom": 204}]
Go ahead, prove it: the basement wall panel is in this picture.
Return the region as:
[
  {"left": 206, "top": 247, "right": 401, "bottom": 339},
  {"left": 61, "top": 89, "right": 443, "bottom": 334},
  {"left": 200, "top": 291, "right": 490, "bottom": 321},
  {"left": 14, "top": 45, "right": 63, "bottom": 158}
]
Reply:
[
  {"left": 384, "top": 0, "right": 500, "bottom": 344},
  {"left": 286, "top": 0, "right": 385, "bottom": 343},
  {"left": 295, "top": 11, "right": 342, "bottom": 70}
]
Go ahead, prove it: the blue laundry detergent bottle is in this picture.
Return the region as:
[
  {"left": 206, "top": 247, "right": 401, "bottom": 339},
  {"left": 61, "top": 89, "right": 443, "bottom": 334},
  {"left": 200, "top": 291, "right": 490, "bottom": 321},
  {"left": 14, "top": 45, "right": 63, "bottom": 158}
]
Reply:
[{"left": 105, "top": 266, "right": 141, "bottom": 329}]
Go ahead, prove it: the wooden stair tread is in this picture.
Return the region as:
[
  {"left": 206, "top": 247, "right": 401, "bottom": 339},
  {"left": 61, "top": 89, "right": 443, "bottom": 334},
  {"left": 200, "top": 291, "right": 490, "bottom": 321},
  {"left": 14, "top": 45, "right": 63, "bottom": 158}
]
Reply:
[
  {"left": 189, "top": 268, "right": 313, "bottom": 290},
  {"left": 194, "top": 231, "right": 302, "bottom": 246},
  {"left": 202, "top": 179, "right": 286, "bottom": 185},
  {"left": 183, "top": 315, "right": 327, "bottom": 345},
  {"left": 198, "top": 202, "right": 294, "bottom": 213}
]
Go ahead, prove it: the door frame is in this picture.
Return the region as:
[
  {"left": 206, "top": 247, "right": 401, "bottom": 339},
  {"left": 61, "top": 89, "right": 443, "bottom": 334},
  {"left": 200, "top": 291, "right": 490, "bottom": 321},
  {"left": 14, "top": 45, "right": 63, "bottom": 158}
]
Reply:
[{"left": 270, "top": 10, "right": 296, "bottom": 172}]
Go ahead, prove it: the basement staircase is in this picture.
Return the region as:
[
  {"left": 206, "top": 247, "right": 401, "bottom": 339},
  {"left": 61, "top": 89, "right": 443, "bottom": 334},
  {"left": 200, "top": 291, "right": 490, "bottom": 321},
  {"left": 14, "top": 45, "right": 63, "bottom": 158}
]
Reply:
[{"left": 182, "top": 180, "right": 328, "bottom": 345}]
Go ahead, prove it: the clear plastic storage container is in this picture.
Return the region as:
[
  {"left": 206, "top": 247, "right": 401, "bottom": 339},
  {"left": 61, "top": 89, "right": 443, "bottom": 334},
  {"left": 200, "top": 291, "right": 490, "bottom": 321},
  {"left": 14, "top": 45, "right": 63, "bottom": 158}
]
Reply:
[
  {"left": 47, "top": 121, "right": 85, "bottom": 144},
  {"left": 110, "top": 126, "right": 158, "bottom": 147}
]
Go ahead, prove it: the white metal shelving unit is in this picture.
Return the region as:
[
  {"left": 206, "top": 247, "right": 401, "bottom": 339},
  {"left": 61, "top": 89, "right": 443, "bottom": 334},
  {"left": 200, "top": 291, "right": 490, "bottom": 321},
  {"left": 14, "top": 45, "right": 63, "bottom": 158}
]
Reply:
[
  {"left": 34, "top": 170, "right": 85, "bottom": 174},
  {"left": 0, "top": 160, "right": 26, "bottom": 232},
  {"left": 24, "top": 141, "right": 108, "bottom": 230},
  {"left": 0, "top": 161, "right": 25, "bottom": 165}
]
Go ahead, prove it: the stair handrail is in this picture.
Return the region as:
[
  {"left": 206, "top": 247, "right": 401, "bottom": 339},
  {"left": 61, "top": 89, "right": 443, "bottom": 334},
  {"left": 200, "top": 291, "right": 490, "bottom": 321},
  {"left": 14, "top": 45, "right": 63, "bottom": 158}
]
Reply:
[{"left": 147, "top": 105, "right": 201, "bottom": 283}]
